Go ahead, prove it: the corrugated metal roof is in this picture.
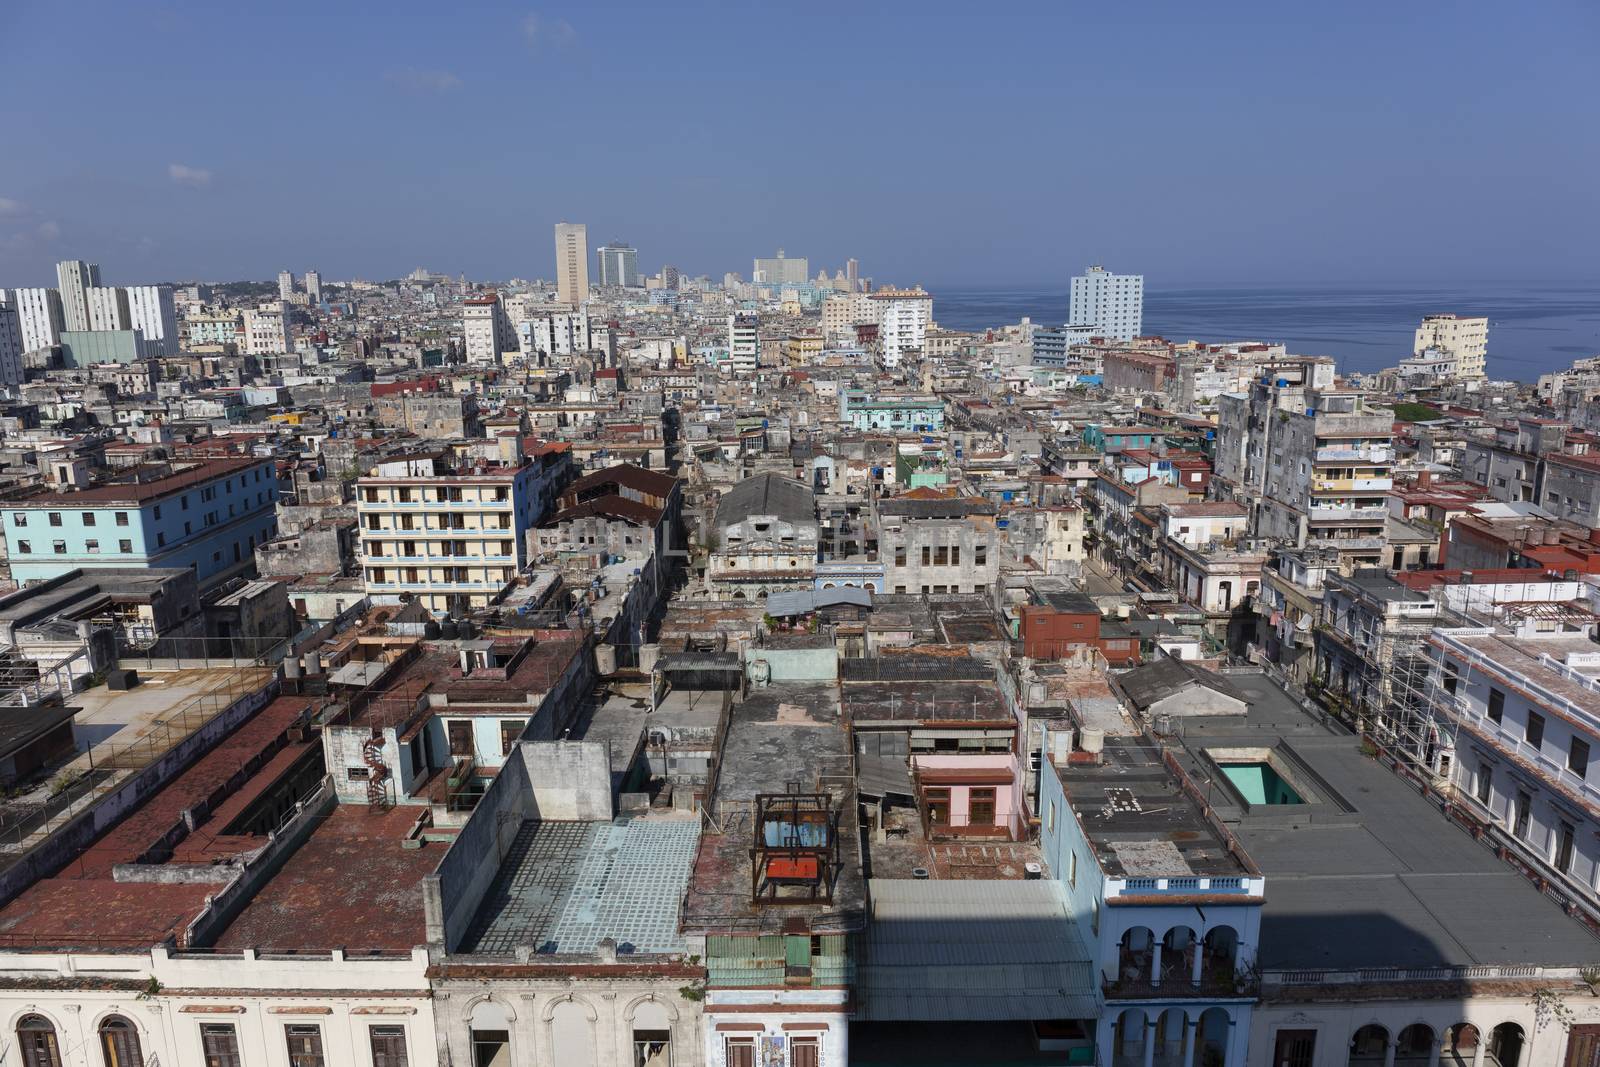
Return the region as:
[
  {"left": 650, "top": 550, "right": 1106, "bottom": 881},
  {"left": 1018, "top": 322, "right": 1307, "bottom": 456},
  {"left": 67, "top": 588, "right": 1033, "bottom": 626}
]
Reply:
[{"left": 855, "top": 879, "right": 1099, "bottom": 1021}]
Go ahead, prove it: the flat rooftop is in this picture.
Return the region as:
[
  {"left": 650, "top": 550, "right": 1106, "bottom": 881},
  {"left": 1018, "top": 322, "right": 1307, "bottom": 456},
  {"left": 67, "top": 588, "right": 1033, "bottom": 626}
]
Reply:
[
  {"left": 1052, "top": 735, "right": 1250, "bottom": 881},
  {"left": 682, "top": 684, "right": 865, "bottom": 934},
  {"left": 212, "top": 804, "right": 441, "bottom": 955},
  {"left": 458, "top": 815, "right": 698, "bottom": 957},
  {"left": 1170, "top": 671, "right": 1600, "bottom": 970}
]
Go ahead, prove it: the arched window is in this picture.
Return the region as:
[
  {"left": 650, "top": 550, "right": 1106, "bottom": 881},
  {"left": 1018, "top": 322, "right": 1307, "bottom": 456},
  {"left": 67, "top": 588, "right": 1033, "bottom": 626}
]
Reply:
[
  {"left": 100, "top": 1016, "right": 144, "bottom": 1067},
  {"left": 18, "top": 1015, "right": 62, "bottom": 1067}
]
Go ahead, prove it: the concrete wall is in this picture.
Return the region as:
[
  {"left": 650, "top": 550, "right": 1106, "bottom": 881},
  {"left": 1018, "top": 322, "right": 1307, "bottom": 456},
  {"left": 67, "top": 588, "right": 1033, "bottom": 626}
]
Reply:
[
  {"left": 521, "top": 740, "right": 613, "bottom": 821},
  {"left": 425, "top": 745, "right": 535, "bottom": 951}
]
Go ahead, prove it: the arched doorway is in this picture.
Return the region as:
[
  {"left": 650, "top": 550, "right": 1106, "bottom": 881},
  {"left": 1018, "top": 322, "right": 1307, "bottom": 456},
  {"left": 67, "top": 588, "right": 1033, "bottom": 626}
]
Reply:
[
  {"left": 1488, "top": 1023, "right": 1523, "bottom": 1067},
  {"left": 551, "top": 999, "right": 596, "bottom": 1067},
  {"left": 631, "top": 1000, "right": 672, "bottom": 1067},
  {"left": 17, "top": 1015, "right": 61, "bottom": 1067},
  {"left": 1113, "top": 1008, "right": 1150, "bottom": 1067},
  {"left": 1162, "top": 925, "right": 1198, "bottom": 986},
  {"left": 1155, "top": 1008, "right": 1190, "bottom": 1067},
  {"left": 1349, "top": 1024, "right": 1389, "bottom": 1066},
  {"left": 1202, "top": 925, "right": 1239, "bottom": 987},
  {"left": 1195, "top": 1008, "right": 1230, "bottom": 1067},
  {"left": 469, "top": 998, "right": 512, "bottom": 1067},
  {"left": 1396, "top": 1024, "right": 1434, "bottom": 1067},
  {"left": 99, "top": 1016, "right": 144, "bottom": 1067},
  {"left": 1117, "top": 926, "right": 1155, "bottom": 984},
  {"left": 1443, "top": 1024, "right": 1479, "bottom": 1067}
]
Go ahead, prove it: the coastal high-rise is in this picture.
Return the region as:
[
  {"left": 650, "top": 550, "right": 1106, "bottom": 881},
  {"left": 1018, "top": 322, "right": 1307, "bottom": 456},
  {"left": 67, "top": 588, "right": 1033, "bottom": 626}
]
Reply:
[
  {"left": 277, "top": 270, "right": 295, "bottom": 300},
  {"left": 56, "top": 259, "right": 101, "bottom": 333},
  {"left": 1414, "top": 313, "right": 1488, "bottom": 379},
  {"left": 554, "top": 222, "right": 589, "bottom": 307},
  {"left": 1069, "top": 265, "right": 1143, "bottom": 342},
  {"left": 753, "top": 249, "right": 808, "bottom": 287},
  {"left": 596, "top": 243, "right": 640, "bottom": 288},
  {"left": 870, "top": 286, "right": 934, "bottom": 368},
  {"left": 3, "top": 287, "right": 64, "bottom": 352}
]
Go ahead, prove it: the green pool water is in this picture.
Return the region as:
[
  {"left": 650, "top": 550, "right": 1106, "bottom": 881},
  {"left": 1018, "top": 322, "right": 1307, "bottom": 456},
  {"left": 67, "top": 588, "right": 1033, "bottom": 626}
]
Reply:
[{"left": 1221, "top": 762, "right": 1304, "bottom": 805}]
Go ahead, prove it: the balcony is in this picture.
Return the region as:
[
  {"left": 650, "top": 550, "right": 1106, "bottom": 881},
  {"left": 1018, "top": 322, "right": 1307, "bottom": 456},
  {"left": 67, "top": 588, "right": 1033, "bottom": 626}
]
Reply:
[
  {"left": 1315, "top": 445, "right": 1393, "bottom": 464},
  {"left": 1308, "top": 505, "right": 1389, "bottom": 524},
  {"left": 1312, "top": 478, "right": 1393, "bottom": 493}
]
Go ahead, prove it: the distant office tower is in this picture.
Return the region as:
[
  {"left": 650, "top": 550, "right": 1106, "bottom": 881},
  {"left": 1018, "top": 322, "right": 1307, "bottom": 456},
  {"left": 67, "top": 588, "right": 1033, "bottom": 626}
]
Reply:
[
  {"left": 1414, "top": 313, "right": 1488, "bottom": 379},
  {"left": 596, "top": 243, "right": 640, "bottom": 288},
  {"left": 0, "top": 303, "right": 23, "bottom": 385},
  {"left": 277, "top": 270, "right": 296, "bottom": 300},
  {"left": 753, "top": 249, "right": 808, "bottom": 287},
  {"left": 1069, "top": 265, "right": 1143, "bottom": 342},
  {"left": 56, "top": 260, "right": 101, "bottom": 333},
  {"left": 727, "top": 313, "right": 759, "bottom": 374},
  {"left": 660, "top": 265, "right": 680, "bottom": 291},
  {"left": 304, "top": 270, "right": 322, "bottom": 303},
  {"left": 554, "top": 222, "right": 589, "bottom": 307},
  {"left": 125, "top": 285, "right": 179, "bottom": 356},
  {"left": 846, "top": 258, "right": 859, "bottom": 291},
  {"left": 86, "top": 286, "right": 132, "bottom": 331},
  {"left": 870, "top": 286, "right": 933, "bottom": 368},
  {"left": 4, "top": 287, "right": 64, "bottom": 352},
  {"left": 463, "top": 293, "right": 517, "bottom": 364}
]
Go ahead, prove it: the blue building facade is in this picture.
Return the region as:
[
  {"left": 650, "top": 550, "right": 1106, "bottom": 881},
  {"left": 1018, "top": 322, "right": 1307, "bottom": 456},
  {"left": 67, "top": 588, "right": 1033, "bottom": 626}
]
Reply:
[
  {"left": 3, "top": 458, "right": 279, "bottom": 589},
  {"left": 839, "top": 392, "right": 945, "bottom": 432}
]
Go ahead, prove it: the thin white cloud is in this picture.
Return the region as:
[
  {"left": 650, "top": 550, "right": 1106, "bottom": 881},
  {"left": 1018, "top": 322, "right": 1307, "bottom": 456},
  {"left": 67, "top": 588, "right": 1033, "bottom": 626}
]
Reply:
[
  {"left": 36, "top": 221, "right": 60, "bottom": 241},
  {"left": 387, "top": 67, "right": 463, "bottom": 93},
  {"left": 168, "top": 163, "right": 213, "bottom": 188},
  {"left": 0, "top": 197, "right": 23, "bottom": 218},
  {"left": 522, "top": 12, "right": 576, "bottom": 49}
]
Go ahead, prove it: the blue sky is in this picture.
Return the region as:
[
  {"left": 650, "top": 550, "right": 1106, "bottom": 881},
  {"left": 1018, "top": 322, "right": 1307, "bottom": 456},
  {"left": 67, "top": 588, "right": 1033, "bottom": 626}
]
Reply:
[{"left": 1, "top": 0, "right": 1596, "bottom": 288}]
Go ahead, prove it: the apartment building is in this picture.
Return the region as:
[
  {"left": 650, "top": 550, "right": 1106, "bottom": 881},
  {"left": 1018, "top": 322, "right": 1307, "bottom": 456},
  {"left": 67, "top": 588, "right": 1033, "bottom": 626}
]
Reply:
[
  {"left": 524, "top": 310, "right": 592, "bottom": 359},
  {"left": 878, "top": 491, "right": 998, "bottom": 596},
  {"left": 3, "top": 286, "right": 64, "bottom": 352},
  {"left": 870, "top": 286, "right": 932, "bottom": 367},
  {"left": 706, "top": 472, "right": 817, "bottom": 598},
  {"left": 1414, "top": 312, "right": 1488, "bottom": 379},
  {"left": 2, "top": 457, "right": 279, "bottom": 589},
  {"left": 124, "top": 284, "right": 179, "bottom": 356},
  {"left": 1540, "top": 452, "right": 1600, "bottom": 527},
  {"left": 554, "top": 221, "right": 590, "bottom": 307},
  {"left": 85, "top": 284, "right": 131, "bottom": 331},
  {"left": 242, "top": 301, "right": 291, "bottom": 355},
  {"left": 357, "top": 452, "right": 563, "bottom": 615},
  {"left": 726, "top": 312, "right": 758, "bottom": 375},
  {"left": 1069, "top": 265, "right": 1143, "bottom": 342},
  {"left": 0, "top": 303, "right": 21, "bottom": 386},
  {"left": 463, "top": 293, "right": 516, "bottom": 365},
  {"left": 56, "top": 258, "right": 100, "bottom": 332}
]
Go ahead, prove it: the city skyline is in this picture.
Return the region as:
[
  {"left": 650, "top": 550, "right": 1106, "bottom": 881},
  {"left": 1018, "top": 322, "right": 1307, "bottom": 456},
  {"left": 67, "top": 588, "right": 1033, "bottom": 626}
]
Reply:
[{"left": 1, "top": 1, "right": 1596, "bottom": 288}]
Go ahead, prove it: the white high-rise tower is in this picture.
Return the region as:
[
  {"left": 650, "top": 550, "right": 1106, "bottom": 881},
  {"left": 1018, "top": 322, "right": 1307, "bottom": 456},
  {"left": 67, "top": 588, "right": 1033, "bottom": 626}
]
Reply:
[{"left": 1069, "top": 265, "right": 1143, "bottom": 342}]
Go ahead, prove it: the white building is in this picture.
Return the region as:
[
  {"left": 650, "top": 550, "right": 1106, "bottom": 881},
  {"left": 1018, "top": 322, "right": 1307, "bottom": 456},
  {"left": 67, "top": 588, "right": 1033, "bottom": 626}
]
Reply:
[
  {"left": 464, "top": 294, "right": 517, "bottom": 365},
  {"left": 55, "top": 259, "right": 100, "bottom": 332},
  {"left": 1414, "top": 313, "right": 1488, "bottom": 379},
  {"left": 870, "top": 286, "right": 932, "bottom": 368},
  {"left": 596, "top": 243, "right": 640, "bottom": 287},
  {"left": 304, "top": 269, "right": 322, "bottom": 302},
  {"left": 242, "top": 301, "right": 291, "bottom": 355},
  {"left": 3, "top": 287, "right": 64, "bottom": 352},
  {"left": 523, "top": 311, "right": 592, "bottom": 359},
  {"left": 726, "top": 313, "right": 759, "bottom": 375},
  {"left": 85, "top": 285, "right": 132, "bottom": 331},
  {"left": 1069, "top": 265, "right": 1143, "bottom": 342},
  {"left": 124, "top": 284, "right": 179, "bottom": 356},
  {"left": 277, "top": 268, "right": 296, "bottom": 300},
  {"left": 0, "top": 302, "right": 23, "bottom": 385},
  {"left": 753, "top": 248, "right": 808, "bottom": 286},
  {"left": 555, "top": 222, "right": 590, "bottom": 307}
]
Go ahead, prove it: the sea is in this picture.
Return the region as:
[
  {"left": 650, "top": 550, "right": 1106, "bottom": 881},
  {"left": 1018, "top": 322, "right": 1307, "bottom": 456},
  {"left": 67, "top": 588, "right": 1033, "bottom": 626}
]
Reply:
[{"left": 929, "top": 284, "right": 1600, "bottom": 381}]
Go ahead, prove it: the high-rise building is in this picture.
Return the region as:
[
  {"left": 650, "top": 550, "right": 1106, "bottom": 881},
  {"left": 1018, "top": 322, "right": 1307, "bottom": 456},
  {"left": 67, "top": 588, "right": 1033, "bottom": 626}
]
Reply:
[
  {"left": 0, "top": 303, "right": 23, "bottom": 386},
  {"left": 596, "top": 243, "right": 640, "bottom": 288},
  {"left": 1414, "top": 313, "right": 1488, "bottom": 379},
  {"left": 463, "top": 293, "right": 517, "bottom": 364},
  {"left": 1069, "top": 265, "right": 1143, "bottom": 342},
  {"left": 846, "top": 258, "right": 859, "bottom": 292},
  {"left": 277, "top": 270, "right": 296, "bottom": 300},
  {"left": 85, "top": 286, "right": 132, "bottom": 331},
  {"left": 3, "top": 287, "right": 64, "bottom": 352},
  {"left": 660, "top": 265, "right": 680, "bottom": 291},
  {"left": 125, "top": 285, "right": 179, "bottom": 357},
  {"left": 554, "top": 222, "right": 589, "bottom": 307},
  {"left": 870, "top": 286, "right": 933, "bottom": 368},
  {"left": 56, "top": 260, "right": 101, "bottom": 333},
  {"left": 727, "top": 313, "right": 759, "bottom": 375},
  {"left": 753, "top": 249, "right": 809, "bottom": 287},
  {"left": 304, "top": 270, "right": 322, "bottom": 303}
]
